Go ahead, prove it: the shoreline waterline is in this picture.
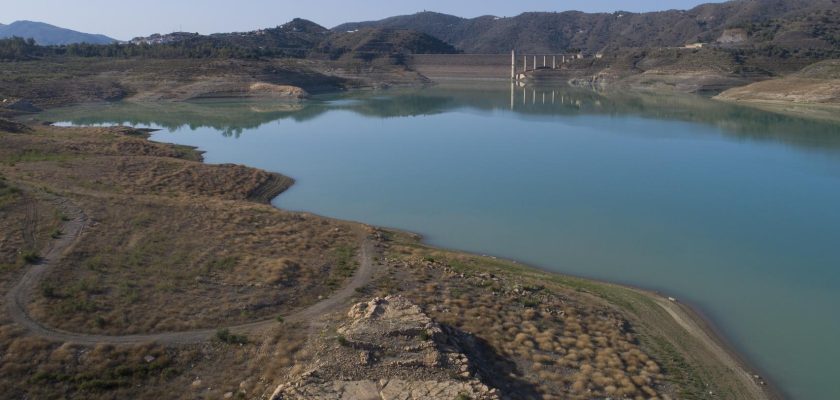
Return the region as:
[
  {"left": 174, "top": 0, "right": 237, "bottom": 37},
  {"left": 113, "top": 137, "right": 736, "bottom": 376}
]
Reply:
[
  {"left": 256, "top": 149, "right": 780, "bottom": 399},
  {"left": 341, "top": 222, "right": 783, "bottom": 399}
]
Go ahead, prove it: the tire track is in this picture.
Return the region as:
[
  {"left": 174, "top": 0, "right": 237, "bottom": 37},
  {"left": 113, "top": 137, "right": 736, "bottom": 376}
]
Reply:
[{"left": 5, "top": 193, "right": 377, "bottom": 346}]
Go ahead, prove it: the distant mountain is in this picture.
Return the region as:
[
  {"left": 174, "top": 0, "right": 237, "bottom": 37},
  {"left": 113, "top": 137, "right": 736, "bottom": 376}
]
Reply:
[
  {"left": 131, "top": 18, "right": 332, "bottom": 57},
  {"left": 128, "top": 19, "right": 457, "bottom": 60},
  {"left": 333, "top": 0, "right": 840, "bottom": 53},
  {"left": 211, "top": 18, "right": 331, "bottom": 52},
  {"left": 0, "top": 21, "right": 116, "bottom": 45}
]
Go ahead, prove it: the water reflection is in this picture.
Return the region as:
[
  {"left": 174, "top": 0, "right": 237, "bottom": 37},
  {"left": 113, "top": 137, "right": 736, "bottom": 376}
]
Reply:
[{"left": 44, "top": 84, "right": 840, "bottom": 152}]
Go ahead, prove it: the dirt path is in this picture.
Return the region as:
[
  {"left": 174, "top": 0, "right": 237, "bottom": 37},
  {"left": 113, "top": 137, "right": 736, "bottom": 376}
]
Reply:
[{"left": 5, "top": 194, "right": 377, "bottom": 346}]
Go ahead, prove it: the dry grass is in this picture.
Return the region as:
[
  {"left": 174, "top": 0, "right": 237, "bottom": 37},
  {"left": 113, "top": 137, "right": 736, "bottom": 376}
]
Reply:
[
  {"left": 1, "top": 125, "right": 355, "bottom": 336},
  {"left": 0, "top": 323, "right": 188, "bottom": 399},
  {"left": 0, "top": 175, "right": 60, "bottom": 276},
  {"left": 366, "top": 230, "right": 717, "bottom": 400},
  {"left": 0, "top": 125, "right": 347, "bottom": 398},
  {"left": 27, "top": 194, "right": 354, "bottom": 334},
  {"left": 0, "top": 314, "right": 309, "bottom": 399}
]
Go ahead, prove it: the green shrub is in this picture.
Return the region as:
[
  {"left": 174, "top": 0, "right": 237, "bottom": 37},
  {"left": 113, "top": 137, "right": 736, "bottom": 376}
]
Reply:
[
  {"left": 419, "top": 330, "right": 431, "bottom": 341},
  {"left": 40, "top": 283, "right": 59, "bottom": 298},
  {"left": 22, "top": 251, "right": 40, "bottom": 264},
  {"left": 215, "top": 328, "right": 248, "bottom": 345},
  {"left": 337, "top": 335, "right": 349, "bottom": 347}
]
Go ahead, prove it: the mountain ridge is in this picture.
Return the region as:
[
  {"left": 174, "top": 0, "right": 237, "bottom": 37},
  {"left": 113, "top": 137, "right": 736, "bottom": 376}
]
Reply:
[
  {"left": 333, "top": 0, "right": 840, "bottom": 53},
  {"left": 0, "top": 20, "right": 116, "bottom": 45},
  {"left": 125, "top": 18, "right": 457, "bottom": 60}
]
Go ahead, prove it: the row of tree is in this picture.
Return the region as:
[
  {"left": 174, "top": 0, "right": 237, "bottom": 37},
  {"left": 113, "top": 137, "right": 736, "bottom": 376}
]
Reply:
[
  {"left": 0, "top": 36, "right": 307, "bottom": 61},
  {"left": 0, "top": 37, "right": 41, "bottom": 60}
]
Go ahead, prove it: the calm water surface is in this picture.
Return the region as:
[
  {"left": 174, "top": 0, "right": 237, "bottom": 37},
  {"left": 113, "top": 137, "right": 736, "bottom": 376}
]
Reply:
[{"left": 47, "top": 85, "right": 840, "bottom": 399}]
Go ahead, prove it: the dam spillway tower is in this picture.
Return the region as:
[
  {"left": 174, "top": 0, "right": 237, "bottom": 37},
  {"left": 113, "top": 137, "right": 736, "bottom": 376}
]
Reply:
[{"left": 511, "top": 49, "right": 583, "bottom": 82}]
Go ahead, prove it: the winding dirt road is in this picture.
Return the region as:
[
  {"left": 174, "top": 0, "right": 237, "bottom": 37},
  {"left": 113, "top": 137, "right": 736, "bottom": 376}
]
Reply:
[{"left": 5, "top": 195, "right": 377, "bottom": 346}]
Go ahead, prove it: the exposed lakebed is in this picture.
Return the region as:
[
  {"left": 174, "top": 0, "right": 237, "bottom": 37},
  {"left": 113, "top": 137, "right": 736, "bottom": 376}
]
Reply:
[{"left": 47, "top": 84, "right": 840, "bottom": 399}]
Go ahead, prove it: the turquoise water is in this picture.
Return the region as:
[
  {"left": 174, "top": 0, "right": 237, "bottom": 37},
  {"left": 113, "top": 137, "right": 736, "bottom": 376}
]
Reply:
[{"left": 46, "top": 86, "right": 840, "bottom": 399}]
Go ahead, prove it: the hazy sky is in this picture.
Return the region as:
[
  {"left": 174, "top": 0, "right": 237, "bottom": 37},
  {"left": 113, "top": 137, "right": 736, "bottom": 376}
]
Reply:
[{"left": 3, "top": 0, "right": 725, "bottom": 40}]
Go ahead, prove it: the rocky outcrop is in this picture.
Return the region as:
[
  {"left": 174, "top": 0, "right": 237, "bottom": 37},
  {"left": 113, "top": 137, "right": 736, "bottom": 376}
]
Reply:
[
  {"left": 270, "top": 296, "right": 500, "bottom": 400},
  {"left": 272, "top": 378, "right": 497, "bottom": 400},
  {"left": 717, "top": 28, "right": 748, "bottom": 45},
  {"left": 247, "top": 83, "right": 309, "bottom": 99}
]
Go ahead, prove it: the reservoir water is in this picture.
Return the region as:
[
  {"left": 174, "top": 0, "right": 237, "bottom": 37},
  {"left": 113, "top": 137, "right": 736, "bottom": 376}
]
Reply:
[{"left": 46, "top": 85, "right": 840, "bottom": 399}]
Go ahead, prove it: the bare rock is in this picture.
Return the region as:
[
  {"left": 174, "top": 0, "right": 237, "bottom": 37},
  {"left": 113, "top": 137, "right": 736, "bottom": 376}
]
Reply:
[
  {"left": 248, "top": 83, "right": 309, "bottom": 99},
  {"left": 271, "top": 296, "right": 501, "bottom": 400},
  {"left": 718, "top": 28, "right": 748, "bottom": 44}
]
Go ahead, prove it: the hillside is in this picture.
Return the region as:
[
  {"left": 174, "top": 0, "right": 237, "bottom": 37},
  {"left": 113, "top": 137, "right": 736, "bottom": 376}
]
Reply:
[
  {"left": 0, "top": 21, "right": 116, "bottom": 45},
  {"left": 127, "top": 19, "right": 456, "bottom": 60},
  {"left": 129, "top": 19, "right": 329, "bottom": 58},
  {"left": 334, "top": 0, "right": 840, "bottom": 54},
  {"left": 315, "top": 28, "right": 458, "bottom": 61},
  {"left": 715, "top": 59, "right": 840, "bottom": 109}
]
